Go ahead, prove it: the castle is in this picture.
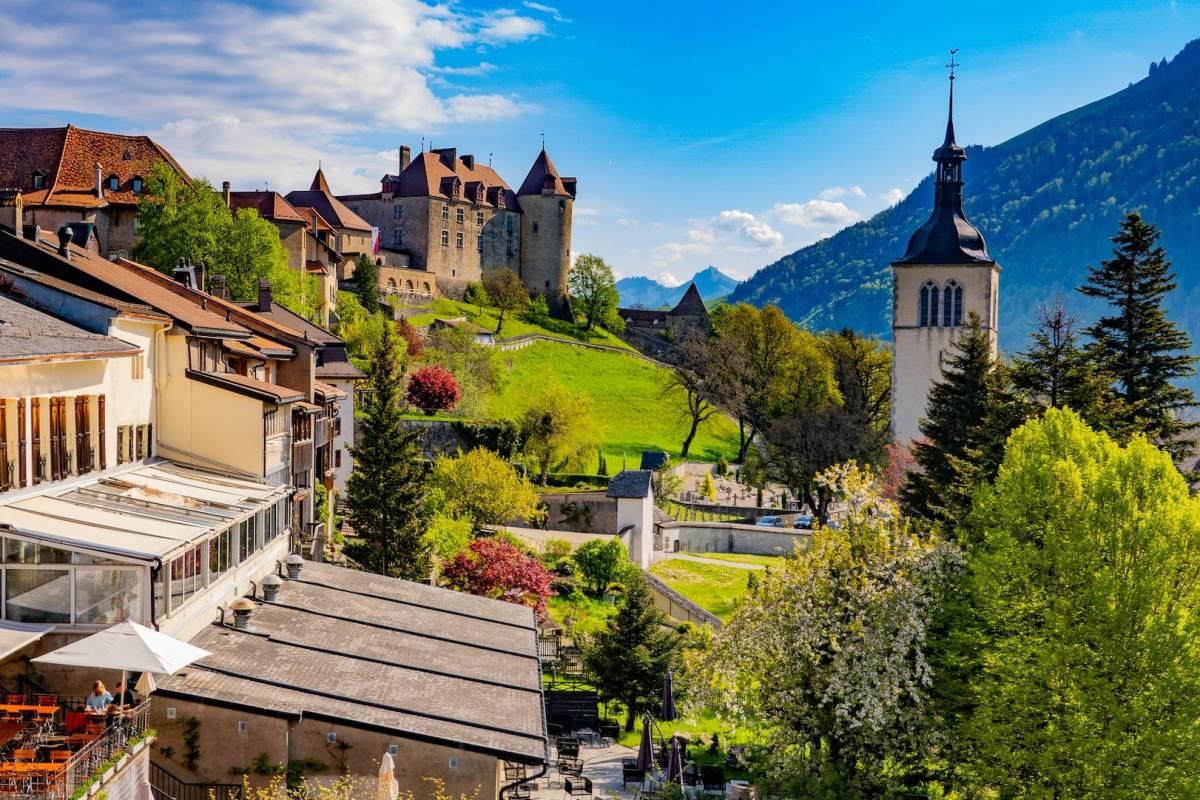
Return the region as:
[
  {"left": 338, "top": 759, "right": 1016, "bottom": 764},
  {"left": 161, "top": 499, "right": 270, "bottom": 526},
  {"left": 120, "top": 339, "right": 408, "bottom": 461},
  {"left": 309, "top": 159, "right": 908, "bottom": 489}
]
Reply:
[
  {"left": 339, "top": 146, "right": 576, "bottom": 317},
  {"left": 891, "top": 67, "right": 1000, "bottom": 442}
]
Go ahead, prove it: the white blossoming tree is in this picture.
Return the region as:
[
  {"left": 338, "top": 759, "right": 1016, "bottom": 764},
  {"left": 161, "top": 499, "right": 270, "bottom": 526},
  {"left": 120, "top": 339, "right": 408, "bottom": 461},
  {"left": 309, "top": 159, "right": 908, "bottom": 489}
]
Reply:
[{"left": 695, "top": 461, "right": 963, "bottom": 798}]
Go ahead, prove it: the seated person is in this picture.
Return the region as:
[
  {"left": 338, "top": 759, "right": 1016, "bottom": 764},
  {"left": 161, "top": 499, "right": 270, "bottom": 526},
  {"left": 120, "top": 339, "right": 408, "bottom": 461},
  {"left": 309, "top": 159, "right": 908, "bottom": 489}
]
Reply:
[
  {"left": 107, "top": 680, "right": 137, "bottom": 711},
  {"left": 85, "top": 681, "right": 112, "bottom": 715}
]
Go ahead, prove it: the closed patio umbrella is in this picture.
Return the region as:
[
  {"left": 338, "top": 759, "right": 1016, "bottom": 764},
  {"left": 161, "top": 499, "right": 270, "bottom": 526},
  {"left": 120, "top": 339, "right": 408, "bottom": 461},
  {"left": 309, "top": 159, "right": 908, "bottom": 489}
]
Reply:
[
  {"left": 661, "top": 670, "right": 677, "bottom": 721},
  {"left": 635, "top": 713, "right": 655, "bottom": 772},
  {"left": 33, "top": 620, "right": 210, "bottom": 711},
  {"left": 664, "top": 736, "right": 683, "bottom": 785},
  {"left": 377, "top": 752, "right": 399, "bottom": 800}
]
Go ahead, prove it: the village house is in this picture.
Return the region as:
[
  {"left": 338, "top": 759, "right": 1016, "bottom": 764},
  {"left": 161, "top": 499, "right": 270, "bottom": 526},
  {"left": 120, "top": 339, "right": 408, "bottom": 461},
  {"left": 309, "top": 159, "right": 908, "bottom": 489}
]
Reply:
[
  {"left": 0, "top": 125, "right": 189, "bottom": 259},
  {"left": 617, "top": 282, "right": 709, "bottom": 336},
  {"left": 285, "top": 169, "right": 374, "bottom": 280}
]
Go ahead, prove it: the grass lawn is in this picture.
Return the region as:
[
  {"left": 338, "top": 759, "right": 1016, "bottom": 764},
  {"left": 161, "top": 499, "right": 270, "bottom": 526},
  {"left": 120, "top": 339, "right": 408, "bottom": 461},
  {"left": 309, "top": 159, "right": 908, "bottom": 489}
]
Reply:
[
  {"left": 649, "top": 558, "right": 755, "bottom": 621},
  {"left": 690, "top": 553, "right": 783, "bottom": 567},
  {"left": 484, "top": 340, "right": 740, "bottom": 470},
  {"left": 547, "top": 591, "right": 620, "bottom": 639},
  {"left": 412, "top": 298, "right": 633, "bottom": 350}
]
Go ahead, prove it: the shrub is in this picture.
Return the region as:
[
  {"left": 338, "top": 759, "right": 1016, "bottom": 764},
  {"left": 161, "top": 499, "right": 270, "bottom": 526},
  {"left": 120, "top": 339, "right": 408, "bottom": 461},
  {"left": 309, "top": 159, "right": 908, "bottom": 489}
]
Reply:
[
  {"left": 573, "top": 538, "right": 636, "bottom": 595},
  {"left": 541, "top": 538, "right": 573, "bottom": 564},
  {"left": 396, "top": 318, "right": 424, "bottom": 359},
  {"left": 406, "top": 365, "right": 460, "bottom": 413},
  {"left": 526, "top": 294, "right": 550, "bottom": 320}
]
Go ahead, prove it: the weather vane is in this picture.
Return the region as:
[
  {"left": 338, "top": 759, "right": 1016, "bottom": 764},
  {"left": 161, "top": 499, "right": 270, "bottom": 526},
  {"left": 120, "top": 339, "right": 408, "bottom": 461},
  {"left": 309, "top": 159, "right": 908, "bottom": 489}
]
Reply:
[{"left": 947, "top": 48, "right": 959, "bottom": 81}]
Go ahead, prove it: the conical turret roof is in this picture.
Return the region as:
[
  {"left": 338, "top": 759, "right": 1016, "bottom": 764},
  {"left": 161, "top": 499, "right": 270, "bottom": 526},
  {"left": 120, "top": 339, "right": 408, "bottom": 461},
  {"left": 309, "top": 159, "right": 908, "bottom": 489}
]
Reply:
[
  {"left": 669, "top": 283, "right": 707, "bottom": 316},
  {"left": 517, "top": 149, "right": 573, "bottom": 197}
]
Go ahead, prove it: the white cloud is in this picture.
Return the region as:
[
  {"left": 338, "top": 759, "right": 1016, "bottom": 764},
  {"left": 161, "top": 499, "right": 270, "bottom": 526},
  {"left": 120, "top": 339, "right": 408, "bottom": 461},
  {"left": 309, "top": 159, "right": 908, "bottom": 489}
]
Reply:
[
  {"left": 616, "top": 218, "right": 639, "bottom": 227},
  {"left": 522, "top": 2, "right": 571, "bottom": 22},
  {"left": 881, "top": 187, "right": 906, "bottom": 206},
  {"left": 657, "top": 272, "right": 683, "bottom": 287},
  {"left": 0, "top": 0, "right": 550, "bottom": 193},
  {"left": 687, "top": 228, "right": 715, "bottom": 244},
  {"left": 818, "top": 185, "right": 865, "bottom": 200},
  {"left": 773, "top": 199, "right": 859, "bottom": 229},
  {"left": 717, "top": 209, "right": 783, "bottom": 247},
  {"left": 655, "top": 240, "right": 712, "bottom": 263}
]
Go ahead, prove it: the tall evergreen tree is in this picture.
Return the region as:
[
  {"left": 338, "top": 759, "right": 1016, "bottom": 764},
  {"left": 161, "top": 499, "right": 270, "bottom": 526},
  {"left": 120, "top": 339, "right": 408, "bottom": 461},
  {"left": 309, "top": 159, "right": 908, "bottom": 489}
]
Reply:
[
  {"left": 1079, "top": 211, "right": 1198, "bottom": 457},
  {"left": 902, "top": 313, "right": 1018, "bottom": 529},
  {"left": 583, "top": 575, "right": 682, "bottom": 731},
  {"left": 353, "top": 254, "right": 380, "bottom": 314},
  {"left": 345, "top": 322, "right": 430, "bottom": 579},
  {"left": 1011, "top": 296, "right": 1115, "bottom": 427}
]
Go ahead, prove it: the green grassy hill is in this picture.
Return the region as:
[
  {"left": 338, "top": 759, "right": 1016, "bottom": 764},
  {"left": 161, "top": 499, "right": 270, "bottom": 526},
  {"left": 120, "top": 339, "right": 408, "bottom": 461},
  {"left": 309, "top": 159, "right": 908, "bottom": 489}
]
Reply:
[
  {"left": 401, "top": 298, "right": 632, "bottom": 350},
  {"left": 483, "top": 339, "right": 740, "bottom": 469}
]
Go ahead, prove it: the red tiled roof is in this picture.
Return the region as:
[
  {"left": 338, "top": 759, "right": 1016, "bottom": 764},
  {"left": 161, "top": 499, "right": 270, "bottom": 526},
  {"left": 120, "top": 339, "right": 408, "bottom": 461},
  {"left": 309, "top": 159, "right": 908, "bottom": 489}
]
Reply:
[
  {"left": 618, "top": 308, "right": 667, "bottom": 324},
  {"left": 229, "top": 191, "right": 307, "bottom": 225},
  {"left": 313, "top": 380, "right": 347, "bottom": 400},
  {"left": 345, "top": 149, "right": 517, "bottom": 208},
  {"left": 0, "top": 125, "right": 188, "bottom": 208},
  {"left": 517, "top": 149, "right": 575, "bottom": 198},
  {"left": 295, "top": 206, "right": 335, "bottom": 234},
  {"left": 286, "top": 169, "right": 372, "bottom": 232},
  {"left": 305, "top": 260, "right": 328, "bottom": 274}
]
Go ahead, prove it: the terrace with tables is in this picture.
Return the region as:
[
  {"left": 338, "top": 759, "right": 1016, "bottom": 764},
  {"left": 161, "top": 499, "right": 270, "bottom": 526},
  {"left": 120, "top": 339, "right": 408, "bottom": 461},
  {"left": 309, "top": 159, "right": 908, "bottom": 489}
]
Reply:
[{"left": 0, "top": 693, "right": 151, "bottom": 798}]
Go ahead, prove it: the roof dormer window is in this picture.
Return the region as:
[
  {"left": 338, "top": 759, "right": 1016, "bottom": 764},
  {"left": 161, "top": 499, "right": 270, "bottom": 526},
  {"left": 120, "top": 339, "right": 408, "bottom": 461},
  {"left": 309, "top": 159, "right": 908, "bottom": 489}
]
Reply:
[
  {"left": 32, "top": 171, "right": 46, "bottom": 190},
  {"left": 131, "top": 177, "right": 144, "bottom": 193},
  {"left": 107, "top": 175, "right": 120, "bottom": 191}
]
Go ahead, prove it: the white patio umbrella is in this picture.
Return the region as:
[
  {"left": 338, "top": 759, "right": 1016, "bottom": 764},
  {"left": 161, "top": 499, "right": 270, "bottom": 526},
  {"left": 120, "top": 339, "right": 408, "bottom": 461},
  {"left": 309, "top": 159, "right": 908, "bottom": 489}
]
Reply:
[
  {"left": 376, "top": 752, "right": 399, "bottom": 800},
  {"left": 32, "top": 620, "right": 210, "bottom": 710},
  {"left": 135, "top": 781, "right": 155, "bottom": 800}
]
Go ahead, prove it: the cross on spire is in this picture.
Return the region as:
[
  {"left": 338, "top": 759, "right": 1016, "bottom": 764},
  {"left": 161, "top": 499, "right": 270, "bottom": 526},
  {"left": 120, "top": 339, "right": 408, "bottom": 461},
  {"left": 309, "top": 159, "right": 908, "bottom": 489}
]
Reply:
[
  {"left": 946, "top": 48, "right": 959, "bottom": 81},
  {"left": 540, "top": 131, "right": 545, "bottom": 151}
]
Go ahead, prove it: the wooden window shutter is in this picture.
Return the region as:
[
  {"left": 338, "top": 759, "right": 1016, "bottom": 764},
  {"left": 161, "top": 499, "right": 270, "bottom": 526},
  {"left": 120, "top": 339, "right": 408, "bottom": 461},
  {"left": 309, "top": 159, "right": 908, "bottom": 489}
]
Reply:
[
  {"left": 0, "top": 399, "right": 8, "bottom": 492},
  {"left": 17, "top": 399, "right": 27, "bottom": 487},
  {"left": 31, "top": 398, "right": 41, "bottom": 484},
  {"left": 98, "top": 395, "right": 106, "bottom": 470}
]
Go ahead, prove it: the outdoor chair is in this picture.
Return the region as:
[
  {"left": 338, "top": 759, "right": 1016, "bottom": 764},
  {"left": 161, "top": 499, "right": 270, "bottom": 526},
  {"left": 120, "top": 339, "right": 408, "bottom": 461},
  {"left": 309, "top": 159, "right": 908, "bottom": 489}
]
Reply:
[
  {"left": 556, "top": 737, "right": 580, "bottom": 758},
  {"left": 11, "top": 750, "right": 35, "bottom": 762},
  {"left": 700, "top": 766, "right": 726, "bottom": 792},
  {"left": 564, "top": 777, "right": 592, "bottom": 798},
  {"left": 49, "top": 750, "right": 71, "bottom": 763},
  {"left": 621, "top": 761, "right": 644, "bottom": 788},
  {"left": 682, "top": 763, "right": 699, "bottom": 787},
  {"left": 558, "top": 757, "right": 584, "bottom": 778},
  {"left": 598, "top": 721, "right": 620, "bottom": 745},
  {"left": 35, "top": 696, "right": 56, "bottom": 708},
  {"left": 5, "top": 696, "right": 25, "bottom": 706}
]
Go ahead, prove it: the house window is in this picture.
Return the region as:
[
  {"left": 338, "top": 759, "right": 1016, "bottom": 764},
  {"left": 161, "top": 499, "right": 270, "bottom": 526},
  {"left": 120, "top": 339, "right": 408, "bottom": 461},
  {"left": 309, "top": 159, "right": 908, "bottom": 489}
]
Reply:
[
  {"left": 441, "top": 204, "right": 449, "bottom": 222},
  {"left": 334, "top": 450, "right": 342, "bottom": 468},
  {"left": 456, "top": 232, "right": 464, "bottom": 248},
  {"left": 131, "top": 177, "right": 144, "bottom": 193},
  {"left": 476, "top": 211, "right": 484, "bottom": 226},
  {"left": 31, "top": 172, "right": 45, "bottom": 190},
  {"left": 107, "top": 175, "right": 119, "bottom": 191},
  {"left": 476, "top": 234, "right": 482, "bottom": 252},
  {"left": 456, "top": 208, "right": 464, "bottom": 224},
  {"left": 441, "top": 230, "right": 449, "bottom": 247},
  {"left": 392, "top": 204, "right": 402, "bottom": 220}
]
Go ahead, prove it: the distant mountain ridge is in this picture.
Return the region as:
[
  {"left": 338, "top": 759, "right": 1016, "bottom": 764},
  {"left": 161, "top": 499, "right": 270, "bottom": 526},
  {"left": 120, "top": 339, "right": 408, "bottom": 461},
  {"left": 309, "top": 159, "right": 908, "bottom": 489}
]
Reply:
[
  {"left": 730, "top": 38, "right": 1200, "bottom": 357},
  {"left": 618, "top": 266, "right": 738, "bottom": 309}
]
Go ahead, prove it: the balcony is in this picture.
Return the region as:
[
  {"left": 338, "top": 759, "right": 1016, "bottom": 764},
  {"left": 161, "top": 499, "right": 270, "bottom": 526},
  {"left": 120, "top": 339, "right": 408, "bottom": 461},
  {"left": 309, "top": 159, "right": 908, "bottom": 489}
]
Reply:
[{"left": 0, "top": 699, "right": 153, "bottom": 799}]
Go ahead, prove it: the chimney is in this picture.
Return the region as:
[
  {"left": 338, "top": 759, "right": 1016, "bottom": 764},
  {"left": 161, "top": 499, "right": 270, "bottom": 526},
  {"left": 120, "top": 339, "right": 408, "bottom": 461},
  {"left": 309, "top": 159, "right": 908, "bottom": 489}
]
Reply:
[
  {"left": 229, "top": 598, "right": 255, "bottom": 631},
  {"left": 461, "top": 154, "right": 475, "bottom": 170},
  {"left": 94, "top": 162, "right": 103, "bottom": 198},
  {"left": 194, "top": 262, "right": 206, "bottom": 293},
  {"left": 172, "top": 262, "right": 194, "bottom": 288},
  {"left": 222, "top": 181, "right": 231, "bottom": 208},
  {"left": 286, "top": 553, "right": 304, "bottom": 579},
  {"left": 433, "top": 147, "right": 456, "bottom": 169},
  {"left": 262, "top": 573, "right": 281, "bottom": 602},
  {"left": 258, "top": 278, "right": 273, "bottom": 312},
  {"left": 209, "top": 274, "right": 227, "bottom": 300},
  {"left": 399, "top": 145, "right": 411, "bottom": 172},
  {"left": 0, "top": 190, "right": 22, "bottom": 234},
  {"left": 56, "top": 225, "right": 73, "bottom": 259}
]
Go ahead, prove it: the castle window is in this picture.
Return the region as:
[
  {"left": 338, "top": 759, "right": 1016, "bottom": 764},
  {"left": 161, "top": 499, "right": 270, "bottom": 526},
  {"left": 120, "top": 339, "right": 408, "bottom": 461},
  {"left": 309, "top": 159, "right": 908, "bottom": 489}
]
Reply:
[
  {"left": 442, "top": 204, "right": 449, "bottom": 222},
  {"left": 456, "top": 208, "right": 464, "bottom": 224},
  {"left": 32, "top": 171, "right": 45, "bottom": 190},
  {"left": 476, "top": 211, "right": 484, "bottom": 227},
  {"left": 919, "top": 281, "right": 941, "bottom": 328},
  {"left": 532, "top": 222, "right": 539, "bottom": 234},
  {"left": 107, "top": 175, "right": 119, "bottom": 191},
  {"left": 393, "top": 228, "right": 403, "bottom": 247},
  {"left": 943, "top": 280, "right": 963, "bottom": 327},
  {"left": 476, "top": 234, "right": 482, "bottom": 252},
  {"left": 506, "top": 215, "right": 514, "bottom": 232},
  {"left": 456, "top": 232, "right": 464, "bottom": 248},
  {"left": 441, "top": 230, "right": 449, "bottom": 247},
  {"left": 393, "top": 205, "right": 402, "bottom": 220},
  {"left": 559, "top": 199, "right": 565, "bottom": 214}
]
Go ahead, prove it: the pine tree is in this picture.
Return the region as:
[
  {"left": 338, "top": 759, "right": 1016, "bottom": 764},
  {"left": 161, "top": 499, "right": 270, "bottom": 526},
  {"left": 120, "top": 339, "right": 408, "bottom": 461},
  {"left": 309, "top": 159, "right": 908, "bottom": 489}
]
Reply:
[
  {"left": 583, "top": 575, "right": 682, "bottom": 731},
  {"left": 345, "top": 322, "right": 430, "bottom": 579},
  {"left": 902, "top": 313, "right": 1012, "bottom": 529},
  {"left": 353, "top": 254, "right": 380, "bottom": 314},
  {"left": 1011, "top": 296, "right": 1116, "bottom": 428},
  {"left": 1079, "top": 212, "right": 1198, "bottom": 457}
]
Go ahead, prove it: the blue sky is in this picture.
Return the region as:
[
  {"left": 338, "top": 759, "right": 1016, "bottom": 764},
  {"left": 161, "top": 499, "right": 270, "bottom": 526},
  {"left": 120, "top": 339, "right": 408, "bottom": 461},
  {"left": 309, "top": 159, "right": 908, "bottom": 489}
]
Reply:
[{"left": 1, "top": 1, "right": 1198, "bottom": 284}]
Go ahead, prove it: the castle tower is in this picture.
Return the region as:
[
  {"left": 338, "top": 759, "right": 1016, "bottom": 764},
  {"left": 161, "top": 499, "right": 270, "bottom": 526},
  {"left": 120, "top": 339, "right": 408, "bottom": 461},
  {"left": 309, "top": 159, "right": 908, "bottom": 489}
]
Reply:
[
  {"left": 517, "top": 149, "right": 576, "bottom": 320},
  {"left": 891, "top": 60, "right": 999, "bottom": 442}
]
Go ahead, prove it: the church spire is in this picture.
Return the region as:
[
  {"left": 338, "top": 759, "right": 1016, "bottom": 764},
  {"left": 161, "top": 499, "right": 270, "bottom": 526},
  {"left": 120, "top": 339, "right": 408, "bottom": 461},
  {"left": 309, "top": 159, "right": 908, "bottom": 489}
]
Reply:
[{"left": 943, "top": 48, "right": 958, "bottom": 148}]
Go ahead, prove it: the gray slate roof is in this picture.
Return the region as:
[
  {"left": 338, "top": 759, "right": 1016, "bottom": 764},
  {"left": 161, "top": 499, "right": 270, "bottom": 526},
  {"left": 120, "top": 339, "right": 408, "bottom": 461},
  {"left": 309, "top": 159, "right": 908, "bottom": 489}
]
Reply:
[
  {"left": 158, "top": 561, "right": 547, "bottom": 764},
  {"left": 607, "top": 469, "right": 653, "bottom": 499},
  {"left": 0, "top": 293, "right": 137, "bottom": 362},
  {"left": 639, "top": 451, "right": 669, "bottom": 471}
]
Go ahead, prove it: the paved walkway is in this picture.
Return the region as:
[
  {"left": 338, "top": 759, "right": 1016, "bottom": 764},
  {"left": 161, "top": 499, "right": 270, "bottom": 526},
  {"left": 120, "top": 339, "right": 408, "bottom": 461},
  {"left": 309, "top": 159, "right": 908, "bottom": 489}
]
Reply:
[
  {"left": 669, "top": 554, "right": 766, "bottom": 570},
  {"left": 530, "top": 740, "right": 641, "bottom": 800}
]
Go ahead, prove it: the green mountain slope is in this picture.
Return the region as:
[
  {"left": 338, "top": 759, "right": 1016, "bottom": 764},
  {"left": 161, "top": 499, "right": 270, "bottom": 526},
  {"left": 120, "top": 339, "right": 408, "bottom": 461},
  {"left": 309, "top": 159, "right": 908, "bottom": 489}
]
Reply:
[{"left": 731, "top": 38, "right": 1200, "bottom": 354}]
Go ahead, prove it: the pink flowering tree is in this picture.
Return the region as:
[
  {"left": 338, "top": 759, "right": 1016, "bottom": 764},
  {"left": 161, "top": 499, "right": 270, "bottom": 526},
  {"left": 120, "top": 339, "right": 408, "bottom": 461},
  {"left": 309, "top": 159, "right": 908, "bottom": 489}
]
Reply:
[{"left": 442, "top": 538, "right": 555, "bottom": 617}]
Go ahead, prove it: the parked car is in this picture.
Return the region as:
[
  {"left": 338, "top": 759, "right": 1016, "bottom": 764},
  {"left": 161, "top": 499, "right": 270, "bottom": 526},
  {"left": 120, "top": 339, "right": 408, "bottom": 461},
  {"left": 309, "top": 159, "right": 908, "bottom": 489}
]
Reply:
[
  {"left": 793, "top": 514, "right": 815, "bottom": 529},
  {"left": 755, "top": 515, "right": 785, "bottom": 528}
]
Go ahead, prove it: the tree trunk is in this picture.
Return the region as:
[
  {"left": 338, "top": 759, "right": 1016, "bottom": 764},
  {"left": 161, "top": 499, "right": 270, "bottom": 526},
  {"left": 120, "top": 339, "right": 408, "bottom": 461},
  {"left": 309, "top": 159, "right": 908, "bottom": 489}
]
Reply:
[
  {"left": 681, "top": 413, "right": 700, "bottom": 458},
  {"left": 539, "top": 460, "right": 550, "bottom": 485},
  {"left": 496, "top": 310, "right": 505, "bottom": 336},
  {"left": 624, "top": 705, "right": 636, "bottom": 732}
]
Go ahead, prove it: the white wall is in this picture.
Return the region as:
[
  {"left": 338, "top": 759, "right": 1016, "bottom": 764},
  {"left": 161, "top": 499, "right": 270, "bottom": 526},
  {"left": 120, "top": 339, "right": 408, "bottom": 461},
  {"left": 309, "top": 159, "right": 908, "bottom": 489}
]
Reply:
[{"left": 616, "top": 491, "right": 654, "bottom": 568}]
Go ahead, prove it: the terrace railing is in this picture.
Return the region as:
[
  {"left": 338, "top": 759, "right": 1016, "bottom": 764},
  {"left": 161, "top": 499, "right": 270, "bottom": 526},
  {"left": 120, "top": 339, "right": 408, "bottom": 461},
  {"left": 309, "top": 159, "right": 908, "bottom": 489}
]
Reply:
[{"left": 151, "top": 761, "right": 244, "bottom": 800}]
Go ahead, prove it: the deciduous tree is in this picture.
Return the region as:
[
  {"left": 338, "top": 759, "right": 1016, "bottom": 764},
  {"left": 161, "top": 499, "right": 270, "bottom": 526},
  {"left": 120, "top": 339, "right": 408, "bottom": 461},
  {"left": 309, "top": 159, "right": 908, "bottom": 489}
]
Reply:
[
  {"left": 517, "top": 384, "right": 598, "bottom": 483},
  {"left": 344, "top": 322, "right": 430, "bottom": 580},
  {"left": 442, "top": 538, "right": 555, "bottom": 617},
  {"left": 568, "top": 254, "right": 620, "bottom": 332},
  {"left": 429, "top": 448, "right": 542, "bottom": 530},
  {"left": 406, "top": 365, "right": 460, "bottom": 414},
  {"left": 661, "top": 329, "right": 720, "bottom": 458},
  {"left": 572, "top": 538, "right": 635, "bottom": 595},
  {"left": 482, "top": 269, "right": 529, "bottom": 336}
]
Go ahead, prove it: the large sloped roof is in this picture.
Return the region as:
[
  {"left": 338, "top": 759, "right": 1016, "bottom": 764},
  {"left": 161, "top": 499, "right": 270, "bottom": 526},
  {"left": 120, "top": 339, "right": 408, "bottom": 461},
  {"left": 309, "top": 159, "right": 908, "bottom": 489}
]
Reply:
[
  {"left": 228, "top": 191, "right": 307, "bottom": 225},
  {"left": 0, "top": 293, "right": 137, "bottom": 363},
  {"left": 286, "top": 169, "right": 372, "bottom": 232},
  {"left": 669, "top": 283, "right": 707, "bottom": 316},
  {"left": 516, "top": 149, "right": 575, "bottom": 197}
]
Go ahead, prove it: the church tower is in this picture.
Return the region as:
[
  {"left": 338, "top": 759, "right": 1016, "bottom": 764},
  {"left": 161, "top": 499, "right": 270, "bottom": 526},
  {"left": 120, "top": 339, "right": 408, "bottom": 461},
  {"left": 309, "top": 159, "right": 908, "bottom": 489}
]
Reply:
[{"left": 891, "top": 58, "right": 999, "bottom": 442}]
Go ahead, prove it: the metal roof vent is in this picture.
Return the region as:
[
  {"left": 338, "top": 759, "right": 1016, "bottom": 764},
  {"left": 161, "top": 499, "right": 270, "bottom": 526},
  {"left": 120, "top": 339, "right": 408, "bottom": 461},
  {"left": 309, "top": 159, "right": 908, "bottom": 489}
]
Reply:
[
  {"left": 229, "top": 597, "right": 256, "bottom": 631},
  {"left": 286, "top": 553, "right": 304, "bottom": 579},
  {"left": 262, "top": 573, "right": 282, "bottom": 602}
]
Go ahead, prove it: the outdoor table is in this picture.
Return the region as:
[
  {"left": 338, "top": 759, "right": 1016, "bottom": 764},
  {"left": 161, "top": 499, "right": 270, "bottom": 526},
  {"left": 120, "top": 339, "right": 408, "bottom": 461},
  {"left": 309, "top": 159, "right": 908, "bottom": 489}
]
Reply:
[
  {"left": 0, "top": 762, "right": 65, "bottom": 772},
  {"left": 0, "top": 705, "right": 57, "bottom": 714}
]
